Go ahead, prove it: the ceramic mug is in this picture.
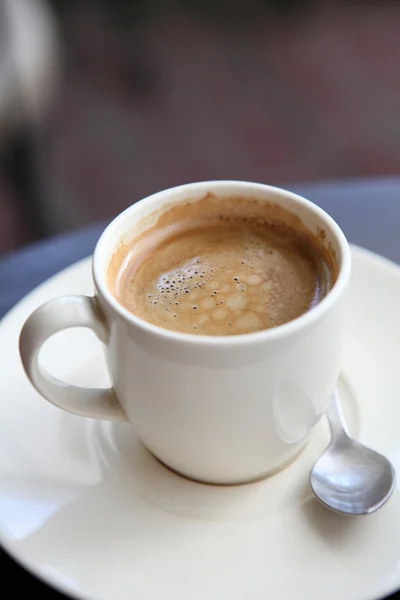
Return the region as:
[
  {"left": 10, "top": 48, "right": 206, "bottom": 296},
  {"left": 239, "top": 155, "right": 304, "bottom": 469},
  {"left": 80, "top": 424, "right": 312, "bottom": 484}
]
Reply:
[{"left": 19, "top": 181, "right": 351, "bottom": 484}]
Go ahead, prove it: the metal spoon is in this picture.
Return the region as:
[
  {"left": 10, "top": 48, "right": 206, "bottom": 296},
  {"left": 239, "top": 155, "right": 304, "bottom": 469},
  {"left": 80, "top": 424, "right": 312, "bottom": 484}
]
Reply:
[{"left": 310, "top": 389, "right": 396, "bottom": 515}]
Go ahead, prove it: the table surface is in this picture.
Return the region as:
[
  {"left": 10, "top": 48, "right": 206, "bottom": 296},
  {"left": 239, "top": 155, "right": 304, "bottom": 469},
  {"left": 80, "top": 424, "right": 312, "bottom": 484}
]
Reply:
[{"left": 1, "top": 177, "right": 400, "bottom": 600}]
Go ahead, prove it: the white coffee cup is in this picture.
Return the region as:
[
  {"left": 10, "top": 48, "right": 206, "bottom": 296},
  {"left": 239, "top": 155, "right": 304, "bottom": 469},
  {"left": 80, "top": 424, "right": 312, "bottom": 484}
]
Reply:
[{"left": 19, "top": 181, "right": 351, "bottom": 484}]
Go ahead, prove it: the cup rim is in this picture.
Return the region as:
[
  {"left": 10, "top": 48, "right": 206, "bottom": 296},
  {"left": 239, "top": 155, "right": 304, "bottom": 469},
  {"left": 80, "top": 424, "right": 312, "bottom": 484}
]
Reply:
[{"left": 93, "top": 181, "right": 351, "bottom": 347}]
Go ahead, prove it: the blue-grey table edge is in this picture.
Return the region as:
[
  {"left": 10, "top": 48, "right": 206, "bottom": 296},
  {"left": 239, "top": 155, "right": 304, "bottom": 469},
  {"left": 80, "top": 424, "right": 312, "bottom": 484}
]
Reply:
[{"left": 1, "top": 177, "right": 399, "bottom": 600}]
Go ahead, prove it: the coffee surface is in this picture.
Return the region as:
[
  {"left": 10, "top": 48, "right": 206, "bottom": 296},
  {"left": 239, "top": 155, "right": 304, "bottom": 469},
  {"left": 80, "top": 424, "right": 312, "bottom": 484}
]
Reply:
[{"left": 108, "top": 195, "right": 336, "bottom": 335}]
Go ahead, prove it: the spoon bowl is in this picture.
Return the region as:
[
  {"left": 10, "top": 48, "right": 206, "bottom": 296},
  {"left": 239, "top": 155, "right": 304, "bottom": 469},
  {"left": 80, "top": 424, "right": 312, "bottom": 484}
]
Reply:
[{"left": 310, "top": 390, "right": 396, "bottom": 515}]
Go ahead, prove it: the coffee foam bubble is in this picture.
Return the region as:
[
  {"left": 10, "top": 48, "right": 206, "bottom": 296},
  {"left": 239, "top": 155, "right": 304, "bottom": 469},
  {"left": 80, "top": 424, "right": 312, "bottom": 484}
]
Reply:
[{"left": 108, "top": 195, "right": 336, "bottom": 336}]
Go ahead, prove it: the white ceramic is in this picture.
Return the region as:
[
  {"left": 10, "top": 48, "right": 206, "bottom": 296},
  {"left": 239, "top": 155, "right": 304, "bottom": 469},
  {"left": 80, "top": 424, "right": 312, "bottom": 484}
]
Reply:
[
  {"left": 19, "top": 182, "right": 351, "bottom": 484},
  {"left": 1, "top": 246, "right": 400, "bottom": 600}
]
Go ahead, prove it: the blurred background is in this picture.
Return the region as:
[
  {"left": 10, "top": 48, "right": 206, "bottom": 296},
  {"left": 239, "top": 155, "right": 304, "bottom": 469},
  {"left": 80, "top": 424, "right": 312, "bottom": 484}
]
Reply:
[{"left": 1, "top": 0, "right": 399, "bottom": 256}]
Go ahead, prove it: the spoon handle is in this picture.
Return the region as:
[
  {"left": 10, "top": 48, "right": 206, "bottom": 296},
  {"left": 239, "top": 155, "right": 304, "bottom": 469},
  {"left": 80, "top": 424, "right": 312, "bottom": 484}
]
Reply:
[{"left": 326, "top": 390, "right": 349, "bottom": 441}]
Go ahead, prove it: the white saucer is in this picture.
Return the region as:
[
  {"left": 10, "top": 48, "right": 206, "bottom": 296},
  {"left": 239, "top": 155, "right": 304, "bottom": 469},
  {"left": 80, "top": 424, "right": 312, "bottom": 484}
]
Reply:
[{"left": 1, "top": 246, "right": 400, "bottom": 600}]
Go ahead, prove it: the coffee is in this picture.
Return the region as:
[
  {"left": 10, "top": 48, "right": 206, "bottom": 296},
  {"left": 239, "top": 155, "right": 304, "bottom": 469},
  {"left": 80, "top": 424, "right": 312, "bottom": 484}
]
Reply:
[{"left": 108, "top": 194, "right": 337, "bottom": 335}]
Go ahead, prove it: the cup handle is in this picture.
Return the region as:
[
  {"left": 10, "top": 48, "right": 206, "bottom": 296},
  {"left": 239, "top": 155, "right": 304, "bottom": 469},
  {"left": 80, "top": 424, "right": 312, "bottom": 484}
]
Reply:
[{"left": 19, "top": 295, "right": 127, "bottom": 422}]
